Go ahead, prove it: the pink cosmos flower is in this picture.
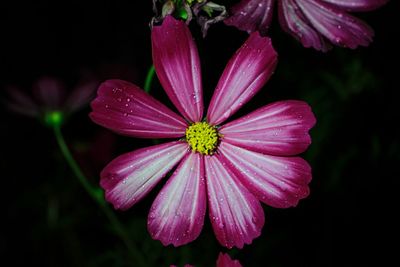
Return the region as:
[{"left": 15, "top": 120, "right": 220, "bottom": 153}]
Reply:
[
  {"left": 224, "top": 0, "right": 388, "bottom": 51},
  {"left": 90, "top": 16, "right": 315, "bottom": 248},
  {"left": 170, "top": 252, "right": 242, "bottom": 267}
]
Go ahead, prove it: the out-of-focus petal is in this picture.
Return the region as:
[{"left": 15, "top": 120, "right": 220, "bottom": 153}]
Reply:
[
  {"left": 100, "top": 141, "right": 188, "bottom": 210},
  {"left": 207, "top": 32, "right": 277, "bottom": 125},
  {"left": 295, "top": 0, "right": 374, "bottom": 49},
  {"left": 90, "top": 79, "right": 187, "bottom": 139},
  {"left": 152, "top": 16, "right": 203, "bottom": 122},
  {"left": 278, "top": 0, "right": 331, "bottom": 51},
  {"left": 220, "top": 100, "right": 316, "bottom": 156},
  {"left": 5, "top": 86, "right": 40, "bottom": 117},
  {"left": 321, "top": 0, "right": 388, "bottom": 11},
  {"left": 148, "top": 153, "right": 206, "bottom": 247},
  {"left": 224, "top": 0, "right": 275, "bottom": 35},
  {"left": 219, "top": 142, "right": 311, "bottom": 208},
  {"left": 64, "top": 80, "right": 98, "bottom": 113},
  {"left": 34, "top": 76, "right": 66, "bottom": 110},
  {"left": 204, "top": 154, "right": 264, "bottom": 249},
  {"left": 217, "top": 253, "right": 243, "bottom": 267}
]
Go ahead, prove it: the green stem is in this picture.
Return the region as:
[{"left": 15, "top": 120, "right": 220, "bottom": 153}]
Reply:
[
  {"left": 144, "top": 65, "right": 156, "bottom": 93},
  {"left": 53, "top": 125, "right": 146, "bottom": 267}
]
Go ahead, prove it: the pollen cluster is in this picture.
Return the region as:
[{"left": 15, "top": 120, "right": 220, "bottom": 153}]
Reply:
[{"left": 186, "top": 122, "right": 219, "bottom": 155}]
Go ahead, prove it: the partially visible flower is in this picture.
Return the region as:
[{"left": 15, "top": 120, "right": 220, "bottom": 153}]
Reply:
[
  {"left": 6, "top": 75, "right": 98, "bottom": 126},
  {"left": 224, "top": 0, "right": 388, "bottom": 51},
  {"left": 90, "top": 16, "right": 315, "bottom": 248},
  {"left": 170, "top": 252, "right": 242, "bottom": 267},
  {"left": 216, "top": 253, "right": 242, "bottom": 267}
]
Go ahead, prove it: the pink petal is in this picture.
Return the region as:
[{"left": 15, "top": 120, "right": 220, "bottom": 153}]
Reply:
[
  {"left": 219, "top": 142, "right": 311, "bottom": 208},
  {"left": 321, "top": 0, "right": 388, "bottom": 11},
  {"left": 278, "top": 0, "right": 331, "bottom": 51},
  {"left": 6, "top": 86, "right": 40, "bottom": 117},
  {"left": 295, "top": 0, "right": 375, "bottom": 49},
  {"left": 220, "top": 100, "right": 316, "bottom": 156},
  {"left": 64, "top": 80, "right": 98, "bottom": 113},
  {"left": 207, "top": 32, "right": 277, "bottom": 125},
  {"left": 204, "top": 154, "right": 264, "bottom": 249},
  {"left": 100, "top": 141, "right": 188, "bottom": 210},
  {"left": 217, "top": 253, "right": 243, "bottom": 267},
  {"left": 224, "top": 0, "right": 275, "bottom": 35},
  {"left": 148, "top": 153, "right": 206, "bottom": 247},
  {"left": 152, "top": 16, "right": 203, "bottom": 122},
  {"left": 90, "top": 79, "right": 187, "bottom": 139},
  {"left": 34, "top": 76, "right": 66, "bottom": 110}
]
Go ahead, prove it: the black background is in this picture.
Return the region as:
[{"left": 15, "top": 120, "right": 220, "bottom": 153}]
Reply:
[{"left": 2, "top": 1, "right": 399, "bottom": 266}]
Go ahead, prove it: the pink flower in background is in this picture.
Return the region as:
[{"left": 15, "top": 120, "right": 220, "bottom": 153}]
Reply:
[
  {"left": 90, "top": 16, "right": 315, "bottom": 248},
  {"left": 216, "top": 253, "right": 242, "bottom": 267},
  {"left": 6, "top": 75, "right": 98, "bottom": 123},
  {"left": 224, "top": 0, "right": 388, "bottom": 51},
  {"left": 170, "top": 252, "right": 242, "bottom": 267}
]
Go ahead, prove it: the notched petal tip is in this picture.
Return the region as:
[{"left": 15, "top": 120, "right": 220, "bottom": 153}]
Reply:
[
  {"left": 220, "top": 100, "right": 316, "bottom": 156},
  {"left": 147, "top": 153, "right": 206, "bottom": 247},
  {"left": 293, "top": 0, "right": 376, "bottom": 50},
  {"left": 219, "top": 142, "right": 312, "bottom": 209},
  {"left": 207, "top": 32, "right": 278, "bottom": 125},
  {"left": 152, "top": 15, "right": 204, "bottom": 123},
  {"left": 205, "top": 155, "right": 265, "bottom": 249}
]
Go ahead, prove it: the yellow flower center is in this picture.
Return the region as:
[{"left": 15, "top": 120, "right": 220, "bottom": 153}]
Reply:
[{"left": 186, "top": 122, "right": 219, "bottom": 155}]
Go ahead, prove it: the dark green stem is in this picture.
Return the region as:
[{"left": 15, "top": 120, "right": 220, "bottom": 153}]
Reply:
[
  {"left": 53, "top": 125, "right": 146, "bottom": 267},
  {"left": 144, "top": 65, "right": 156, "bottom": 93}
]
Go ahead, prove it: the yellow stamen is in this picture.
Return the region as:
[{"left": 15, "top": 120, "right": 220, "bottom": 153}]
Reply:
[{"left": 186, "top": 122, "right": 219, "bottom": 155}]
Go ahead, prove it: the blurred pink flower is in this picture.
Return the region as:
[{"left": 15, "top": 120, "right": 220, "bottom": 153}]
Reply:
[
  {"left": 224, "top": 0, "right": 388, "bottom": 51},
  {"left": 170, "top": 252, "right": 242, "bottom": 267},
  {"left": 6, "top": 75, "right": 98, "bottom": 123},
  {"left": 90, "top": 16, "right": 315, "bottom": 248}
]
